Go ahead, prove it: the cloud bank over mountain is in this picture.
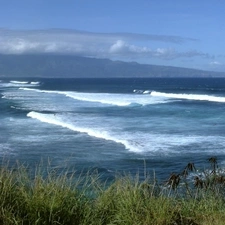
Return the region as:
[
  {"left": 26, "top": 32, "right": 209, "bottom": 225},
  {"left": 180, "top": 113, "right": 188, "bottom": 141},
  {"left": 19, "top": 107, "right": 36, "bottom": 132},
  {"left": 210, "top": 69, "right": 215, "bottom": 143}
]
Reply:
[{"left": 0, "top": 29, "right": 207, "bottom": 61}]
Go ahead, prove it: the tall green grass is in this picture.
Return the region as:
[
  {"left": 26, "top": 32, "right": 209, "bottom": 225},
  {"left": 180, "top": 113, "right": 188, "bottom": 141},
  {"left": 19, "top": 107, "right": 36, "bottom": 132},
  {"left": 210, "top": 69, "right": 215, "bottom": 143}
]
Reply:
[{"left": 0, "top": 158, "right": 225, "bottom": 224}]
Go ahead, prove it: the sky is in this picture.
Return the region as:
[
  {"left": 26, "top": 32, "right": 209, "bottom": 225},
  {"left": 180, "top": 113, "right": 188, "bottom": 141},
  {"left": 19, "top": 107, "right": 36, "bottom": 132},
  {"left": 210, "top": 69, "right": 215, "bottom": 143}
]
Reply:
[{"left": 0, "top": 0, "right": 225, "bottom": 71}]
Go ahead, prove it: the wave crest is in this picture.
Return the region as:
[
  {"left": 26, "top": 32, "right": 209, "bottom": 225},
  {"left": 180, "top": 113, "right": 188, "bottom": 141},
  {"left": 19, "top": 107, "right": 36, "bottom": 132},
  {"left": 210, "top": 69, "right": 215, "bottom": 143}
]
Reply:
[
  {"left": 21, "top": 88, "right": 167, "bottom": 106},
  {"left": 27, "top": 111, "right": 134, "bottom": 150},
  {"left": 151, "top": 91, "right": 225, "bottom": 103}
]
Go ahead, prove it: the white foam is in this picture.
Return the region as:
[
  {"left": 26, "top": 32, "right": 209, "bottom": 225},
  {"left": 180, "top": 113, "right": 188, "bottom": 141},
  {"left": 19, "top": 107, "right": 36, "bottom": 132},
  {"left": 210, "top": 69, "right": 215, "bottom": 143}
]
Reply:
[
  {"left": 26, "top": 111, "right": 225, "bottom": 155},
  {"left": 133, "top": 89, "right": 144, "bottom": 94},
  {"left": 143, "top": 90, "right": 151, "bottom": 94},
  {"left": 27, "top": 111, "right": 133, "bottom": 150},
  {"left": 21, "top": 88, "right": 168, "bottom": 106},
  {"left": 30, "top": 82, "right": 40, "bottom": 85},
  {"left": 133, "top": 89, "right": 152, "bottom": 94},
  {"left": 65, "top": 92, "right": 133, "bottom": 106},
  {"left": 127, "top": 133, "right": 225, "bottom": 156},
  {"left": 151, "top": 91, "right": 225, "bottom": 103},
  {"left": 2, "top": 81, "right": 40, "bottom": 87},
  {"left": 10, "top": 80, "right": 29, "bottom": 84},
  {"left": 20, "top": 87, "right": 54, "bottom": 93}
]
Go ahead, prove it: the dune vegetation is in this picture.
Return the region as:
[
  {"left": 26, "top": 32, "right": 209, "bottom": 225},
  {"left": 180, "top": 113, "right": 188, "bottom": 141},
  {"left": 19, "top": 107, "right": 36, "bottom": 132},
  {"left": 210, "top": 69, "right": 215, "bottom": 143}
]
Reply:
[{"left": 0, "top": 158, "right": 225, "bottom": 225}]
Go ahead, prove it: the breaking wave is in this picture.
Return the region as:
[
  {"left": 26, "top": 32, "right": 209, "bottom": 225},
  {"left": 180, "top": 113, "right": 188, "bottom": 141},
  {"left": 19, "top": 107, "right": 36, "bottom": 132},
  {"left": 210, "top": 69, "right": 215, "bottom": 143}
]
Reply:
[
  {"left": 20, "top": 88, "right": 168, "bottom": 106},
  {"left": 27, "top": 111, "right": 136, "bottom": 151},
  {"left": 26, "top": 111, "right": 225, "bottom": 155},
  {"left": 150, "top": 91, "right": 225, "bottom": 103},
  {"left": 10, "top": 81, "right": 29, "bottom": 84},
  {"left": 0, "top": 81, "right": 40, "bottom": 87}
]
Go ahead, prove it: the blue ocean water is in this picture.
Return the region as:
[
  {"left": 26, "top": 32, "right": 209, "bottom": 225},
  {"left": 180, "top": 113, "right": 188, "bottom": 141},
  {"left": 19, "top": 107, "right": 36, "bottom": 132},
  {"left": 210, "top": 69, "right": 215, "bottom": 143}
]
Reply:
[{"left": 1, "top": 78, "right": 225, "bottom": 180}]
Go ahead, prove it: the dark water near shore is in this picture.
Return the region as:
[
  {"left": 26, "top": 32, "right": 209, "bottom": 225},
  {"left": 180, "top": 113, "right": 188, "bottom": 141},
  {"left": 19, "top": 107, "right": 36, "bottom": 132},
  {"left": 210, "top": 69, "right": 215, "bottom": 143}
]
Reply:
[{"left": 1, "top": 78, "right": 225, "bottom": 181}]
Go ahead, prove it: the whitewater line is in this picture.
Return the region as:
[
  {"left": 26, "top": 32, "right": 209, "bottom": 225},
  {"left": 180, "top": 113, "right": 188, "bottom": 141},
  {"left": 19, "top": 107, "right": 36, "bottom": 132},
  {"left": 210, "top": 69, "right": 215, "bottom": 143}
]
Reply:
[
  {"left": 20, "top": 87, "right": 165, "bottom": 106},
  {"left": 151, "top": 91, "right": 225, "bottom": 103},
  {"left": 27, "top": 111, "right": 138, "bottom": 151}
]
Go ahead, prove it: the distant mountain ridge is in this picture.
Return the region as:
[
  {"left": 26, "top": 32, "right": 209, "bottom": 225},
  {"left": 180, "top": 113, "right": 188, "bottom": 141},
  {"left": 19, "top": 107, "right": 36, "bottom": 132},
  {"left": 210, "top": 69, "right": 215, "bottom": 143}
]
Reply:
[{"left": 0, "top": 54, "right": 224, "bottom": 78}]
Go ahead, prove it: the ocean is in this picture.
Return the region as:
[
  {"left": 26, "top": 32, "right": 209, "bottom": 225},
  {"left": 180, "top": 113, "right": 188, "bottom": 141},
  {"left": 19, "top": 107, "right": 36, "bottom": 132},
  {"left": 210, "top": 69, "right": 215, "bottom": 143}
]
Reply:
[{"left": 1, "top": 77, "right": 225, "bottom": 181}]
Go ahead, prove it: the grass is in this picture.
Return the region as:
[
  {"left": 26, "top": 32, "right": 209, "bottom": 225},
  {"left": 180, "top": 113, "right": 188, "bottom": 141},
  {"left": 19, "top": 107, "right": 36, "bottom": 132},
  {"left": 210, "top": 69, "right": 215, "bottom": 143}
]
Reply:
[{"left": 0, "top": 158, "right": 225, "bottom": 224}]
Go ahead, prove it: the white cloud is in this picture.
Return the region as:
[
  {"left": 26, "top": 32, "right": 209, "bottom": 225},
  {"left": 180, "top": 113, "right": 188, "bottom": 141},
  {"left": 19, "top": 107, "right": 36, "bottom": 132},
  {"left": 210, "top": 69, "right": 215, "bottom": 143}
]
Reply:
[
  {"left": 109, "top": 40, "right": 150, "bottom": 54},
  {"left": 0, "top": 38, "right": 41, "bottom": 54},
  {"left": 109, "top": 40, "right": 127, "bottom": 53},
  {"left": 210, "top": 61, "right": 221, "bottom": 65},
  {"left": 108, "top": 40, "right": 207, "bottom": 60},
  {"left": 0, "top": 28, "right": 207, "bottom": 62}
]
